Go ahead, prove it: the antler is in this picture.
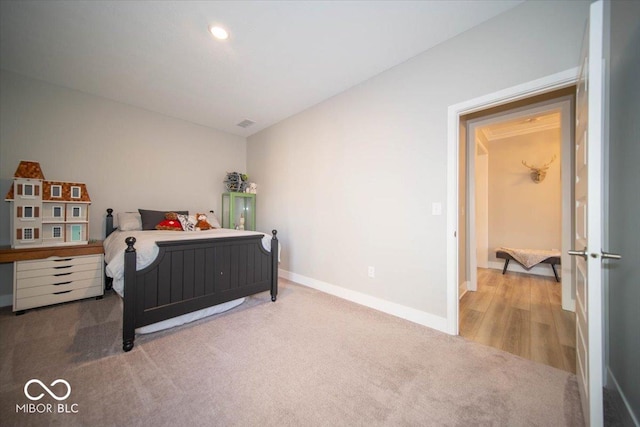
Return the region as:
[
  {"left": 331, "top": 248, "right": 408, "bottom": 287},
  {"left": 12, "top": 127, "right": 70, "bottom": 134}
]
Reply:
[
  {"left": 522, "top": 154, "right": 556, "bottom": 171},
  {"left": 540, "top": 154, "right": 557, "bottom": 170}
]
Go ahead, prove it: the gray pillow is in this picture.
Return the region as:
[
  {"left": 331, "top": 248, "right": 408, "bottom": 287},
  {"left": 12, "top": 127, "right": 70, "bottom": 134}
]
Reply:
[{"left": 138, "top": 209, "right": 188, "bottom": 230}]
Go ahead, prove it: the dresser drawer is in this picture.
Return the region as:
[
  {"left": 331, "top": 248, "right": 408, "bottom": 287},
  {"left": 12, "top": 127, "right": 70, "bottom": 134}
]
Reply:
[
  {"left": 16, "top": 255, "right": 102, "bottom": 279},
  {"left": 16, "top": 277, "right": 103, "bottom": 299},
  {"left": 16, "top": 269, "right": 102, "bottom": 290},
  {"left": 14, "top": 285, "right": 103, "bottom": 311}
]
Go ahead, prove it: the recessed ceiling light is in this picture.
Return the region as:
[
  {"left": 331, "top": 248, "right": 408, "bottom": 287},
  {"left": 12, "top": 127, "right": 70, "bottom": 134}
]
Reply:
[{"left": 209, "top": 26, "right": 229, "bottom": 40}]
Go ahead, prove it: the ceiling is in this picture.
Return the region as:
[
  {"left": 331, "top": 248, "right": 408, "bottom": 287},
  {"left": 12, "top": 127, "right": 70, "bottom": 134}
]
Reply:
[
  {"left": 0, "top": 1, "right": 523, "bottom": 137},
  {"left": 479, "top": 111, "right": 561, "bottom": 142}
]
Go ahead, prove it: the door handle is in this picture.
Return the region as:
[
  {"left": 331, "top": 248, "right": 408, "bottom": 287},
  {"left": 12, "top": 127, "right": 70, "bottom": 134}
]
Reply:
[
  {"left": 568, "top": 247, "right": 588, "bottom": 259},
  {"left": 568, "top": 247, "right": 621, "bottom": 260},
  {"left": 601, "top": 251, "right": 621, "bottom": 260}
]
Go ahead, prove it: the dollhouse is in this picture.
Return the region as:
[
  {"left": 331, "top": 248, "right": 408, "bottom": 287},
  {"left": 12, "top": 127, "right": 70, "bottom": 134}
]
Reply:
[{"left": 4, "top": 161, "right": 91, "bottom": 248}]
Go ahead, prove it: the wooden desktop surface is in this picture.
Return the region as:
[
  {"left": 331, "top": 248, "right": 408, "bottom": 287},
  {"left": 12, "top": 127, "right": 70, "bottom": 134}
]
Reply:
[{"left": 0, "top": 241, "right": 104, "bottom": 263}]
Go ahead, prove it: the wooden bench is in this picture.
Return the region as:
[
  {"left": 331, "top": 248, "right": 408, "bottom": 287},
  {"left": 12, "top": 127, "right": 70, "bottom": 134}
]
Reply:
[{"left": 496, "top": 250, "right": 561, "bottom": 282}]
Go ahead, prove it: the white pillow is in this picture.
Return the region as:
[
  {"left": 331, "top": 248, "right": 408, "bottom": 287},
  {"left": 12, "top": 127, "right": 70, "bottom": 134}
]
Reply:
[
  {"left": 187, "top": 213, "right": 222, "bottom": 230},
  {"left": 117, "top": 212, "right": 142, "bottom": 231},
  {"left": 202, "top": 212, "right": 222, "bottom": 229}
]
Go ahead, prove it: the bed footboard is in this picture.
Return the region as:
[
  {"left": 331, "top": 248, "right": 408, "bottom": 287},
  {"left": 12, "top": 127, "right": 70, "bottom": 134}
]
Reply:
[{"left": 122, "top": 231, "right": 278, "bottom": 352}]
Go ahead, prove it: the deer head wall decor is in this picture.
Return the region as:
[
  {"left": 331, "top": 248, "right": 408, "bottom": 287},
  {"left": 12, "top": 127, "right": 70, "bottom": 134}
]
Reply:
[{"left": 522, "top": 154, "right": 556, "bottom": 183}]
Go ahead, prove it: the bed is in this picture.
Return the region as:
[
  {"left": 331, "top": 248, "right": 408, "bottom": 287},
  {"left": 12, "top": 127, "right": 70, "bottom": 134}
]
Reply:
[{"left": 104, "top": 209, "right": 279, "bottom": 352}]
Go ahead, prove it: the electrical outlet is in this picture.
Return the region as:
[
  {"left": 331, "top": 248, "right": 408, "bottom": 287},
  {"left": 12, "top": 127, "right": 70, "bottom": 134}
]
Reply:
[{"left": 368, "top": 266, "right": 375, "bottom": 278}]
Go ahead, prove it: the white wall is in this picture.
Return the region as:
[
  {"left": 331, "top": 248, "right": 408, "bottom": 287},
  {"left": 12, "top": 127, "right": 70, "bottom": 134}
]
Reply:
[
  {"left": 247, "top": 0, "right": 589, "bottom": 328},
  {"left": 487, "top": 129, "right": 562, "bottom": 262},
  {"left": 475, "top": 140, "right": 489, "bottom": 269},
  {"left": 0, "top": 70, "right": 246, "bottom": 304}
]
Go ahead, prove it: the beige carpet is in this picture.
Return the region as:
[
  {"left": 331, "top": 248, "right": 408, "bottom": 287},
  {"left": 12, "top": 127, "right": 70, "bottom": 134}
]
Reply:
[{"left": 0, "top": 280, "right": 583, "bottom": 426}]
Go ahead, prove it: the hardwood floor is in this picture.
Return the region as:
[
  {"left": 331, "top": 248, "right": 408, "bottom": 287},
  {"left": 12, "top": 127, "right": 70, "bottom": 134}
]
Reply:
[{"left": 460, "top": 268, "right": 576, "bottom": 374}]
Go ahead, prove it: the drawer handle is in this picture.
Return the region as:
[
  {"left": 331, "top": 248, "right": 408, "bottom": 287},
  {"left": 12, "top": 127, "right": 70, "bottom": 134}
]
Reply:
[
  {"left": 54, "top": 272, "right": 72, "bottom": 277},
  {"left": 54, "top": 258, "right": 73, "bottom": 262},
  {"left": 54, "top": 265, "right": 72, "bottom": 269},
  {"left": 54, "top": 281, "right": 72, "bottom": 286},
  {"left": 53, "top": 290, "right": 72, "bottom": 295}
]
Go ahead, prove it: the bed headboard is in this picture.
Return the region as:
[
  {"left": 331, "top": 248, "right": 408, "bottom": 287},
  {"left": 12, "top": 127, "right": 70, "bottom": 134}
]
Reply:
[{"left": 105, "top": 208, "right": 219, "bottom": 237}]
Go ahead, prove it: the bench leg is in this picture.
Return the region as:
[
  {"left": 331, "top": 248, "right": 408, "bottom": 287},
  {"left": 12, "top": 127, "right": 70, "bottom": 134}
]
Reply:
[
  {"left": 551, "top": 264, "right": 560, "bottom": 282},
  {"left": 502, "top": 259, "right": 510, "bottom": 275}
]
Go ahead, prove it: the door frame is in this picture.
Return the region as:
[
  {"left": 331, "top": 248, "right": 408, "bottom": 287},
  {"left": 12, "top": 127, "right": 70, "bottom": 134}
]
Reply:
[
  {"left": 446, "top": 67, "right": 578, "bottom": 335},
  {"left": 463, "top": 97, "right": 575, "bottom": 309}
]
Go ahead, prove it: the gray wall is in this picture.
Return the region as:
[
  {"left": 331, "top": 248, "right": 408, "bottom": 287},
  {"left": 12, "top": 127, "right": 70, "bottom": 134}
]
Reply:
[
  {"left": 606, "top": 0, "right": 639, "bottom": 421},
  {"left": 247, "top": 0, "right": 590, "bottom": 322},
  {"left": 0, "top": 70, "right": 246, "bottom": 304}
]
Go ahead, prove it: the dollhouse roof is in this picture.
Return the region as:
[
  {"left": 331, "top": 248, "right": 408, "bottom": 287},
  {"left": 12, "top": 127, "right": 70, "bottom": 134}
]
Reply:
[
  {"left": 4, "top": 161, "right": 91, "bottom": 202},
  {"left": 43, "top": 182, "right": 91, "bottom": 202},
  {"left": 13, "top": 161, "right": 45, "bottom": 180}
]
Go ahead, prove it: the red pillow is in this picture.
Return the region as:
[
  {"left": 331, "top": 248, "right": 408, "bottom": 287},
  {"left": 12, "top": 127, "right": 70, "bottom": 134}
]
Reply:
[{"left": 155, "top": 219, "right": 183, "bottom": 231}]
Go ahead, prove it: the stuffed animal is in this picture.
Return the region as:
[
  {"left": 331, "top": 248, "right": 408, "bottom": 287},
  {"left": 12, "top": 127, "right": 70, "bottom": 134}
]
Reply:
[
  {"left": 245, "top": 182, "right": 257, "bottom": 194},
  {"left": 155, "top": 212, "right": 183, "bottom": 231},
  {"left": 195, "top": 213, "right": 213, "bottom": 231}
]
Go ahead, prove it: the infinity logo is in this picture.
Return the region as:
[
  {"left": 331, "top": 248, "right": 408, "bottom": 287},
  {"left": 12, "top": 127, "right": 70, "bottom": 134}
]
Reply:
[{"left": 24, "top": 379, "right": 71, "bottom": 401}]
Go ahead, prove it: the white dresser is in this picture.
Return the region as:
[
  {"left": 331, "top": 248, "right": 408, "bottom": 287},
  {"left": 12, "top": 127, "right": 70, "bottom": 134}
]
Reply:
[
  {"left": 0, "top": 241, "right": 104, "bottom": 313},
  {"left": 14, "top": 254, "right": 103, "bottom": 311}
]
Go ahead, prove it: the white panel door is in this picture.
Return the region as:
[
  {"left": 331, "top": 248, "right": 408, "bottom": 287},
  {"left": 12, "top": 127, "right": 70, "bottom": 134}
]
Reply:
[{"left": 572, "top": 1, "right": 605, "bottom": 425}]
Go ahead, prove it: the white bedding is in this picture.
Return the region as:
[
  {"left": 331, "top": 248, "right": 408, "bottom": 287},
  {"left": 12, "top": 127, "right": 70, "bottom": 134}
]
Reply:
[
  {"left": 104, "top": 228, "right": 277, "bottom": 334},
  {"left": 118, "top": 296, "right": 245, "bottom": 334}
]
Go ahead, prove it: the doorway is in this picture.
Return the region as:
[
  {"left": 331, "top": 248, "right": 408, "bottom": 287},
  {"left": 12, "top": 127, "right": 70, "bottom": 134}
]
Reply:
[
  {"left": 458, "top": 93, "right": 577, "bottom": 372},
  {"left": 464, "top": 94, "right": 575, "bottom": 302},
  {"left": 445, "top": 69, "right": 582, "bottom": 362}
]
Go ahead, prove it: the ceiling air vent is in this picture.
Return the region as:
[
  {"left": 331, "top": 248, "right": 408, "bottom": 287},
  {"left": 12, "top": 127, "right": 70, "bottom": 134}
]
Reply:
[{"left": 236, "top": 119, "right": 255, "bottom": 128}]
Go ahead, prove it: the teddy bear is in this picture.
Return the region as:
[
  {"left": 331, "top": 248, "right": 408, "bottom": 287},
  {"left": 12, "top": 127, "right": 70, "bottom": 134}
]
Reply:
[
  {"left": 195, "top": 213, "right": 213, "bottom": 231},
  {"left": 155, "top": 212, "right": 183, "bottom": 231}
]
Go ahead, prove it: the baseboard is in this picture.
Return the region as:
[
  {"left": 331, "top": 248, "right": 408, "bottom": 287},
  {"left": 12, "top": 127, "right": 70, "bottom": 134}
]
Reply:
[
  {"left": 0, "top": 294, "right": 12, "bottom": 308},
  {"left": 279, "top": 269, "right": 449, "bottom": 334},
  {"left": 459, "top": 280, "right": 471, "bottom": 298},
  {"left": 606, "top": 367, "right": 639, "bottom": 426},
  {"left": 487, "top": 261, "right": 557, "bottom": 278}
]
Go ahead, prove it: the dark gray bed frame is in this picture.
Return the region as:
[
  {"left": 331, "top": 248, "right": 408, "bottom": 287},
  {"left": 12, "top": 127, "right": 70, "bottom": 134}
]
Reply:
[{"left": 106, "top": 209, "right": 278, "bottom": 352}]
